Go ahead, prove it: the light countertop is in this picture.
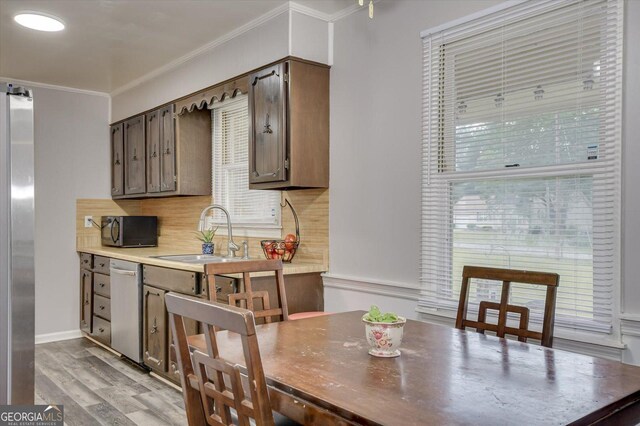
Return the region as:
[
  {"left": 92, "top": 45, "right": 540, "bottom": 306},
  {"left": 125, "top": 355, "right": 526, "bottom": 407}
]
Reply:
[{"left": 79, "top": 246, "right": 327, "bottom": 277}]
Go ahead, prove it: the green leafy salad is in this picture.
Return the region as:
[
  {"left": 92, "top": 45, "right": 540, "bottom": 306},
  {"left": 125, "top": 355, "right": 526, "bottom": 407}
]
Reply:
[{"left": 362, "top": 305, "right": 400, "bottom": 323}]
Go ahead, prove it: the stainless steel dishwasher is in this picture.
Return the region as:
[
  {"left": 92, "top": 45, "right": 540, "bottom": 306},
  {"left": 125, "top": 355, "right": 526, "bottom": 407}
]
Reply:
[{"left": 110, "top": 259, "right": 142, "bottom": 363}]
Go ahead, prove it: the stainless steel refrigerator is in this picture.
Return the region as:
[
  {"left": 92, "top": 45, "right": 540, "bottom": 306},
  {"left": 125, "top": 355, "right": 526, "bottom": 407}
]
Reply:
[{"left": 0, "top": 82, "right": 35, "bottom": 404}]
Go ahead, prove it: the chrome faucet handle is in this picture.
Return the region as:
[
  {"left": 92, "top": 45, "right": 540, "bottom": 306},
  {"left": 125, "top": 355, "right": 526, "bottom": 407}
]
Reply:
[
  {"left": 242, "top": 241, "right": 249, "bottom": 260},
  {"left": 228, "top": 240, "right": 240, "bottom": 258}
]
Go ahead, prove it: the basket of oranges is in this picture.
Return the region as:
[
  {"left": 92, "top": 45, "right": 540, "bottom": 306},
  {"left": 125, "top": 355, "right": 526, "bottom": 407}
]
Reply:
[{"left": 261, "top": 199, "right": 300, "bottom": 263}]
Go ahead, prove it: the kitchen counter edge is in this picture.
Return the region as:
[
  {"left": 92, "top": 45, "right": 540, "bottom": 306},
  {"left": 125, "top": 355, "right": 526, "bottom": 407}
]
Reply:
[{"left": 78, "top": 246, "right": 327, "bottom": 277}]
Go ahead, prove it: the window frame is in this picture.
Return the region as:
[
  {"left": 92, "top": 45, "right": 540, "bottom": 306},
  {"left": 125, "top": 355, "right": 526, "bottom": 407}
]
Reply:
[
  {"left": 418, "top": 0, "right": 623, "bottom": 338},
  {"left": 210, "top": 96, "right": 282, "bottom": 238}
]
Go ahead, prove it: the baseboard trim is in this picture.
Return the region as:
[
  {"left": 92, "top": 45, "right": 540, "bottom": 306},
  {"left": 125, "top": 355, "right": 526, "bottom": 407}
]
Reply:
[
  {"left": 35, "top": 329, "right": 83, "bottom": 344},
  {"left": 621, "top": 316, "right": 640, "bottom": 337},
  {"left": 322, "top": 273, "right": 421, "bottom": 301}
]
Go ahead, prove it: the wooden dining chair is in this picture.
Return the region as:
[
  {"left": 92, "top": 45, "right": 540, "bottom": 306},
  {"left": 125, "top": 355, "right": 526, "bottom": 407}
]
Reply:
[
  {"left": 455, "top": 265, "right": 560, "bottom": 348},
  {"left": 205, "top": 259, "right": 289, "bottom": 323},
  {"left": 203, "top": 259, "right": 331, "bottom": 322},
  {"left": 166, "top": 292, "right": 276, "bottom": 426}
]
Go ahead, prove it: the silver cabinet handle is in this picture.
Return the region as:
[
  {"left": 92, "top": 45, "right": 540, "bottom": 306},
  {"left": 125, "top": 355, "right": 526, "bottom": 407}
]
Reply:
[{"left": 145, "top": 352, "right": 162, "bottom": 366}]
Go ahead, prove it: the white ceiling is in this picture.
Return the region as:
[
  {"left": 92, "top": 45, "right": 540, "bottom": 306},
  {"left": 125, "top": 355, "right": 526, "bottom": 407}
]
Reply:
[{"left": 0, "top": 0, "right": 354, "bottom": 93}]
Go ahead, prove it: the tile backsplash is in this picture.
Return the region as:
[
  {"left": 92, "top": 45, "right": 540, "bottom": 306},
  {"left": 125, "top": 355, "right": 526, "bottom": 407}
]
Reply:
[{"left": 76, "top": 189, "right": 328, "bottom": 267}]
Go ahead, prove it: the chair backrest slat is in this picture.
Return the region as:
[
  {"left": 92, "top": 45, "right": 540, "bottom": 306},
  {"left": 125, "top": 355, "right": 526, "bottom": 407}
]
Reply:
[
  {"left": 455, "top": 266, "right": 559, "bottom": 348},
  {"left": 205, "top": 260, "right": 289, "bottom": 323},
  {"left": 166, "top": 292, "right": 275, "bottom": 426}
]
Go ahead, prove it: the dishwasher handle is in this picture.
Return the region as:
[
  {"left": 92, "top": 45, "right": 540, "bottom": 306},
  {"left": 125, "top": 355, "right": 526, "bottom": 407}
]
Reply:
[{"left": 110, "top": 267, "right": 137, "bottom": 276}]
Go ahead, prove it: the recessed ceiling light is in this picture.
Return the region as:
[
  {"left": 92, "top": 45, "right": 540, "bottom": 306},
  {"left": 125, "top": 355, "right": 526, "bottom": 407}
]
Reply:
[{"left": 14, "top": 12, "right": 65, "bottom": 32}]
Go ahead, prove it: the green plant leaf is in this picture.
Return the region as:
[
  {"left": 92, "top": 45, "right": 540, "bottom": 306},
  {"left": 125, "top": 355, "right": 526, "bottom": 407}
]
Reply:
[
  {"left": 363, "top": 305, "right": 399, "bottom": 323},
  {"left": 193, "top": 227, "right": 218, "bottom": 243}
]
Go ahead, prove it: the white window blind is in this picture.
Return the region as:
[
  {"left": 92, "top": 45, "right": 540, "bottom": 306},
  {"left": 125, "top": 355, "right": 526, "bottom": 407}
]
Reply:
[
  {"left": 419, "top": 0, "right": 623, "bottom": 334},
  {"left": 211, "top": 97, "right": 281, "bottom": 230}
]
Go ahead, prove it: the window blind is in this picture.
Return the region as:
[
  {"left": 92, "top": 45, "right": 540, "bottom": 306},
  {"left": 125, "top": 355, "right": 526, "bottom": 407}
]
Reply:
[
  {"left": 211, "top": 98, "right": 280, "bottom": 228},
  {"left": 419, "top": 0, "right": 622, "bottom": 334}
]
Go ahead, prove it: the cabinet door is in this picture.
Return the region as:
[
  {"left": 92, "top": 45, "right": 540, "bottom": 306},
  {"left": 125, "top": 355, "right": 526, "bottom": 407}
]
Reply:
[
  {"left": 80, "top": 269, "right": 93, "bottom": 333},
  {"left": 110, "top": 124, "right": 124, "bottom": 196},
  {"left": 143, "top": 285, "right": 167, "bottom": 373},
  {"left": 146, "top": 110, "right": 161, "bottom": 193},
  {"left": 249, "top": 63, "right": 287, "bottom": 184},
  {"left": 124, "top": 115, "right": 146, "bottom": 194},
  {"left": 159, "top": 105, "right": 176, "bottom": 192},
  {"left": 168, "top": 317, "right": 198, "bottom": 383}
]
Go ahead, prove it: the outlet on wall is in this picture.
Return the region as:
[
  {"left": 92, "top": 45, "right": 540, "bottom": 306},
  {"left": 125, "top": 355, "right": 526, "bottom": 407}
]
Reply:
[{"left": 84, "top": 216, "right": 93, "bottom": 228}]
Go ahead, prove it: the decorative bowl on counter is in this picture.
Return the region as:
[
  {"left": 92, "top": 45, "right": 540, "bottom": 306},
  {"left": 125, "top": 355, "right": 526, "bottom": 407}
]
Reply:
[
  {"left": 261, "top": 239, "right": 298, "bottom": 262},
  {"left": 261, "top": 199, "right": 300, "bottom": 263}
]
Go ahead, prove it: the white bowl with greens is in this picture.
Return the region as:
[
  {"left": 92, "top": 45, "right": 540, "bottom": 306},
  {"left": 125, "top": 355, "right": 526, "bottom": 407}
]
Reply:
[{"left": 362, "top": 305, "right": 407, "bottom": 357}]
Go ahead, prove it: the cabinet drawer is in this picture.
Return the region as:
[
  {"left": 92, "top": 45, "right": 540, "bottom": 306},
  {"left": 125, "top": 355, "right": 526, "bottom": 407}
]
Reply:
[
  {"left": 93, "top": 294, "right": 111, "bottom": 321},
  {"left": 93, "top": 256, "right": 110, "bottom": 275},
  {"left": 94, "top": 273, "right": 111, "bottom": 298},
  {"left": 143, "top": 265, "right": 198, "bottom": 295},
  {"left": 80, "top": 253, "right": 93, "bottom": 269},
  {"left": 91, "top": 316, "right": 111, "bottom": 345},
  {"left": 201, "top": 274, "right": 236, "bottom": 303}
]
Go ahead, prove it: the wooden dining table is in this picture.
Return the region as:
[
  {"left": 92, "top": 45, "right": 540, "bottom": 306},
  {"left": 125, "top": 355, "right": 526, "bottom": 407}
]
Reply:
[{"left": 195, "top": 311, "right": 640, "bottom": 425}]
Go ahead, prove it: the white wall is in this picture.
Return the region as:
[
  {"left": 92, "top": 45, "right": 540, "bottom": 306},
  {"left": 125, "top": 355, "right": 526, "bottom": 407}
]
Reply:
[
  {"left": 324, "top": 0, "right": 640, "bottom": 363},
  {"left": 32, "top": 86, "right": 110, "bottom": 339},
  {"left": 290, "top": 11, "right": 330, "bottom": 65},
  {"left": 324, "top": 0, "right": 501, "bottom": 313},
  {"left": 111, "top": 9, "right": 331, "bottom": 123},
  {"left": 619, "top": 0, "right": 640, "bottom": 364},
  {"left": 111, "top": 12, "right": 290, "bottom": 122}
]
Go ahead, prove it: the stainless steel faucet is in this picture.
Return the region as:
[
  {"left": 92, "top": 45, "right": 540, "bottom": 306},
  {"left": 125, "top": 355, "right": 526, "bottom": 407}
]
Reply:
[{"left": 198, "top": 204, "right": 239, "bottom": 258}]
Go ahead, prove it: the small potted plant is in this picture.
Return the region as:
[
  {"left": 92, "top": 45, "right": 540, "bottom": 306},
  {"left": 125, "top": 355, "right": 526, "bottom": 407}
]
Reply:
[
  {"left": 194, "top": 227, "right": 218, "bottom": 254},
  {"left": 362, "top": 305, "right": 407, "bottom": 357}
]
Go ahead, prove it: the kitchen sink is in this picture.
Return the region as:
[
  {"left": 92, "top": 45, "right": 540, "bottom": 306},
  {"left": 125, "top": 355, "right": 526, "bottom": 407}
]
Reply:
[{"left": 150, "top": 254, "right": 243, "bottom": 264}]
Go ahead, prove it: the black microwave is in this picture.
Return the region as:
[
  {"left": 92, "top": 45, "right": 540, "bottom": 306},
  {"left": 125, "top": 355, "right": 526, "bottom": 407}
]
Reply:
[{"left": 101, "top": 216, "right": 158, "bottom": 247}]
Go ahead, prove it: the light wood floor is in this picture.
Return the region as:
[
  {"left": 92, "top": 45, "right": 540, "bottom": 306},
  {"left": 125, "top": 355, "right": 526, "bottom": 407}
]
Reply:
[{"left": 35, "top": 338, "right": 187, "bottom": 426}]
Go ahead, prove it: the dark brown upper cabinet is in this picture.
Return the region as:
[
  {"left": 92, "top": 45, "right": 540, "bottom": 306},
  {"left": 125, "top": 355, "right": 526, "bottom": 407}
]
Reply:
[
  {"left": 111, "top": 105, "right": 210, "bottom": 199},
  {"left": 249, "top": 63, "right": 287, "bottom": 185},
  {"left": 159, "top": 105, "right": 177, "bottom": 192},
  {"left": 110, "top": 123, "right": 124, "bottom": 196},
  {"left": 124, "top": 115, "right": 146, "bottom": 195},
  {"left": 248, "top": 59, "right": 329, "bottom": 190},
  {"left": 146, "top": 110, "right": 161, "bottom": 193},
  {"left": 146, "top": 105, "right": 177, "bottom": 194}
]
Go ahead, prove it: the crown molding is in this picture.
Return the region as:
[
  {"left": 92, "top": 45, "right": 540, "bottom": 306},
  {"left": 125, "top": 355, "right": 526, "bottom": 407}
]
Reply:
[
  {"left": 110, "top": 0, "right": 367, "bottom": 97},
  {"left": 329, "top": 3, "right": 364, "bottom": 22},
  {"left": 329, "top": 0, "right": 382, "bottom": 22},
  {"left": 110, "top": 2, "right": 291, "bottom": 96},
  {"left": 0, "top": 76, "right": 110, "bottom": 98},
  {"left": 289, "top": 1, "right": 332, "bottom": 22}
]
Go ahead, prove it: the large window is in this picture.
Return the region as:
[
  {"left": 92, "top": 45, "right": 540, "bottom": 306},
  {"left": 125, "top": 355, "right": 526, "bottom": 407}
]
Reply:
[
  {"left": 211, "top": 97, "right": 280, "bottom": 235},
  {"left": 419, "top": 0, "right": 622, "bottom": 334}
]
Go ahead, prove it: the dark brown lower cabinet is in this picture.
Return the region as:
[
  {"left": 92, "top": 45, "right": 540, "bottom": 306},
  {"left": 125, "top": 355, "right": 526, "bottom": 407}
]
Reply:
[
  {"left": 143, "top": 285, "right": 167, "bottom": 374},
  {"left": 168, "top": 317, "right": 198, "bottom": 383},
  {"left": 92, "top": 316, "right": 111, "bottom": 346},
  {"left": 80, "top": 269, "right": 92, "bottom": 333}
]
